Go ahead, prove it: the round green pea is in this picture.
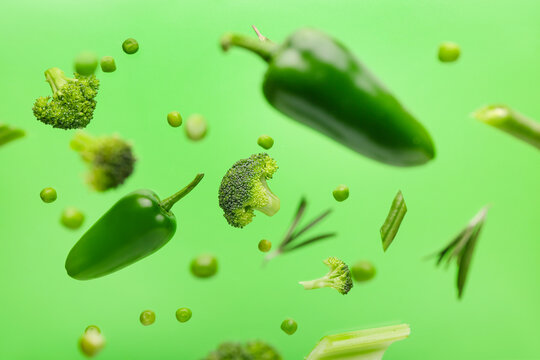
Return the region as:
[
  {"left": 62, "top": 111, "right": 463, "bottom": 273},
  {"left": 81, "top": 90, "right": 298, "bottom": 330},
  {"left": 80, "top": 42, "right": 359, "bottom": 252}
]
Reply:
[
  {"left": 185, "top": 114, "right": 208, "bottom": 141},
  {"left": 257, "top": 135, "right": 274, "bottom": 150},
  {"left": 175, "top": 307, "right": 192, "bottom": 323},
  {"left": 258, "top": 239, "right": 272, "bottom": 253},
  {"left": 84, "top": 325, "right": 101, "bottom": 334},
  {"left": 167, "top": 111, "right": 183, "bottom": 127},
  {"left": 281, "top": 318, "right": 298, "bottom": 335},
  {"left": 60, "top": 207, "right": 85, "bottom": 230},
  {"left": 438, "top": 42, "right": 460, "bottom": 63},
  {"left": 100, "top": 56, "right": 116, "bottom": 72},
  {"left": 79, "top": 328, "right": 105, "bottom": 357},
  {"left": 351, "top": 260, "right": 376, "bottom": 282},
  {"left": 190, "top": 254, "right": 218, "bottom": 278},
  {"left": 40, "top": 187, "right": 57, "bottom": 203},
  {"left": 122, "top": 38, "right": 139, "bottom": 54},
  {"left": 332, "top": 185, "right": 349, "bottom": 202},
  {"left": 139, "top": 310, "right": 155, "bottom": 326},
  {"left": 74, "top": 51, "right": 98, "bottom": 76}
]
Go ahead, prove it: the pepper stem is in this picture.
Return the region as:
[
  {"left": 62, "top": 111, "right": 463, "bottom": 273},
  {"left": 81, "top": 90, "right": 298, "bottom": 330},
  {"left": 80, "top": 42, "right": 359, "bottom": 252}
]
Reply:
[
  {"left": 220, "top": 29, "right": 278, "bottom": 62},
  {"left": 160, "top": 173, "right": 204, "bottom": 212}
]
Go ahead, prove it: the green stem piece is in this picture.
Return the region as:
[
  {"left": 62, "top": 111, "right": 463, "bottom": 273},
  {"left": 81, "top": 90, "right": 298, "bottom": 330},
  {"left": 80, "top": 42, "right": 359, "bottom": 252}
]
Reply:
[
  {"left": 380, "top": 190, "right": 407, "bottom": 252},
  {"left": 161, "top": 173, "right": 204, "bottom": 212},
  {"left": 0, "top": 124, "right": 25, "bottom": 147},
  {"left": 220, "top": 31, "right": 278, "bottom": 62}
]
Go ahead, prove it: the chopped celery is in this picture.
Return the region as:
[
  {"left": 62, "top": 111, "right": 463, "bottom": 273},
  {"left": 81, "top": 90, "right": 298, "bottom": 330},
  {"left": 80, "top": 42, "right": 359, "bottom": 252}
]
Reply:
[{"left": 305, "top": 324, "right": 410, "bottom": 360}]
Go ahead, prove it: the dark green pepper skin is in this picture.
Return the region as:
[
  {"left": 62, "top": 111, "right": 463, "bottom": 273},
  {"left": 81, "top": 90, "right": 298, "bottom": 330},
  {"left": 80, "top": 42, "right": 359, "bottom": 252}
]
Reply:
[{"left": 223, "top": 29, "right": 435, "bottom": 166}]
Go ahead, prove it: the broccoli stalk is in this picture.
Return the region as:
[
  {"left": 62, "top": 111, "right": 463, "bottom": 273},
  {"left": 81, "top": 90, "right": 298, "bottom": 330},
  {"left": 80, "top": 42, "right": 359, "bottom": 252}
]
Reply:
[{"left": 299, "top": 257, "right": 353, "bottom": 295}]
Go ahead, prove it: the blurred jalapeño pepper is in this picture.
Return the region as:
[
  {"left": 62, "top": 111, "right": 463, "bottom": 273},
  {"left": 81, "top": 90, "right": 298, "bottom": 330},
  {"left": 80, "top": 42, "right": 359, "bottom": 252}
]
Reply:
[
  {"left": 220, "top": 28, "right": 435, "bottom": 166},
  {"left": 65, "top": 174, "right": 204, "bottom": 280}
]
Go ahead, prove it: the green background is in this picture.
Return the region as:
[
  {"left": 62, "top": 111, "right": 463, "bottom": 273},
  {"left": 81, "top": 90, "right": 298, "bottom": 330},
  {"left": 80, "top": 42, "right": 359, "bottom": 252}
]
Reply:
[{"left": 1, "top": 0, "right": 539, "bottom": 358}]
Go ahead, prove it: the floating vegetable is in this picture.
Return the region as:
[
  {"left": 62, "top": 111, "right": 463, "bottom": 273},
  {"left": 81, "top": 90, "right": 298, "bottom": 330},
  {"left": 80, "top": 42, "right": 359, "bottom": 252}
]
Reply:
[
  {"left": 203, "top": 340, "right": 281, "bottom": 360},
  {"left": 140, "top": 310, "right": 156, "bottom": 326},
  {"left": 0, "top": 123, "right": 25, "bottom": 147},
  {"left": 79, "top": 325, "right": 105, "bottom": 357},
  {"left": 380, "top": 190, "right": 407, "bottom": 252},
  {"left": 167, "top": 111, "right": 183, "bottom": 127},
  {"left": 280, "top": 318, "right": 298, "bottom": 335},
  {"left": 74, "top": 51, "right": 98, "bottom": 76},
  {"left": 438, "top": 42, "right": 461, "bottom": 63},
  {"left": 185, "top": 114, "right": 208, "bottom": 141},
  {"left": 190, "top": 254, "right": 218, "bottom": 278},
  {"left": 176, "top": 307, "right": 192, "bottom": 323},
  {"left": 258, "top": 239, "right": 272, "bottom": 253},
  {"left": 351, "top": 260, "right": 376, "bottom": 282},
  {"left": 40, "top": 187, "right": 57, "bottom": 203},
  {"left": 257, "top": 135, "right": 274, "bottom": 149},
  {"left": 332, "top": 185, "right": 349, "bottom": 202},
  {"left": 61, "top": 207, "right": 85, "bottom": 230},
  {"left": 122, "top": 38, "right": 139, "bottom": 54},
  {"left": 299, "top": 257, "right": 353, "bottom": 295},
  {"left": 100, "top": 56, "right": 116, "bottom": 73},
  {"left": 65, "top": 174, "right": 204, "bottom": 280}
]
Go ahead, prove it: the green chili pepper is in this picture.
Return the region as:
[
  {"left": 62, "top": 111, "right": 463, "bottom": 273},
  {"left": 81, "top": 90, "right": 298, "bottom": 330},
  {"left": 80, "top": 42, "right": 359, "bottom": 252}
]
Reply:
[
  {"left": 65, "top": 173, "right": 204, "bottom": 280},
  {"left": 221, "top": 28, "right": 436, "bottom": 167}
]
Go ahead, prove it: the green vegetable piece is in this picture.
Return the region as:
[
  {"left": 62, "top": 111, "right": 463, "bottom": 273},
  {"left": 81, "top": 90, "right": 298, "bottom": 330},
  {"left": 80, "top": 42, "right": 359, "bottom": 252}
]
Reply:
[
  {"left": 257, "top": 135, "right": 274, "bottom": 149},
  {"left": 190, "top": 254, "right": 218, "bottom": 278},
  {"left": 220, "top": 28, "right": 435, "bottom": 167},
  {"left": 473, "top": 105, "right": 540, "bottom": 150},
  {"left": 74, "top": 51, "right": 98, "bottom": 76},
  {"left": 351, "top": 260, "right": 376, "bottom": 282},
  {"left": 175, "top": 307, "right": 192, "bottom": 323},
  {"left": 0, "top": 123, "right": 25, "bottom": 147},
  {"left": 32, "top": 67, "right": 99, "bottom": 129},
  {"left": 203, "top": 340, "right": 282, "bottom": 360},
  {"left": 280, "top": 318, "right": 298, "bottom": 335},
  {"left": 438, "top": 42, "right": 461, "bottom": 63},
  {"left": 65, "top": 174, "right": 204, "bottom": 280},
  {"left": 299, "top": 257, "right": 353, "bottom": 295},
  {"left": 70, "top": 131, "right": 136, "bottom": 192},
  {"left": 139, "top": 310, "right": 155, "bottom": 326},
  {"left": 85, "top": 325, "right": 101, "bottom": 334},
  {"left": 185, "top": 114, "right": 207, "bottom": 141},
  {"left": 306, "top": 324, "right": 410, "bottom": 360},
  {"left": 332, "top": 185, "right": 349, "bottom": 202},
  {"left": 258, "top": 239, "right": 272, "bottom": 252},
  {"left": 380, "top": 190, "right": 407, "bottom": 252},
  {"left": 122, "top": 38, "right": 139, "bottom": 54},
  {"left": 61, "top": 207, "right": 85, "bottom": 230},
  {"left": 100, "top": 56, "right": 116, "bottom": 73},
  {"left": 167, "top": 111, "right": 183, "bottom": 127},
  {"left": 79, "top": 326, "right": 105, "bottom": 357},
  {"left": 218, "top": 153, "right": 280, "bottom": 228},
  {"left": 40, "top": 187, "right": 57, "bottom": 203},
  {"left": 433, "top": 206, "right": 489, "bottom": 299}
]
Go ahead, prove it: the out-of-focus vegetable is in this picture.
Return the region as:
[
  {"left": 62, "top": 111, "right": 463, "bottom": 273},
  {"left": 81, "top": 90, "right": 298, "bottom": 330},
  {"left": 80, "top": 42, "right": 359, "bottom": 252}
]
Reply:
[
  {"left": 122, "top": 38, "right": 139, "bottom": 54},
  {"left": 438, "top": 42, "right": 461, "bottom": 62},
  {"left": 65, "top": 174, "right": 204, "bottom": 280},
  {"left": 70, "top": 131, "right": 136, "bottom": 192},
  {"left": 0, "top": 123, "right": 25, "bottom": 147},
  {"left": 33, "top": 67, "right": 99, "bottom": 129},
  {"left": 203, "top": 340, "right": 281, "bottom": 360},
  {"left": 185, "top": 114, "right": 208, "bottom": 140},
  {"left": 167, "top": 111, "right": 183, "bottom": 127},
  {"left": 258, "top": 239, "right": 272, "bottom": 253},
  {"left": 433, "top": 206, "right": 489, "bottom": 299},
  {"left": 299, "top": 257, "right": 353, "bottom": 295},
  {"left": 380, "top": 190, "right": 407, "bottom": 252},
  {"left": 280, "top": 318, "right": 298, "bottom": 335},
  {"left": 176, "top": 307, "right": 192, "bottom": 323},
  {"left": 85, "top": 325, "right": 101, "bottom": 334},
  {"left": 218, "top": 153, "right": 279, "bottom": 228},
  {"left": 332, "top": 185, "right": 349, "bottom": 202},
  {"left": 140, "top": 310, "right": 155, "bottom": 326},
  {"left": 100, "top": 56, "right": 116, "bottom": 72},
  {"left": 305, "top": 324, "right": 410, "bottom": 360},
  {"left": 473, "top": 105, "right": 540, "bottom": 150},
  {"left": 74, "top": 51, "right": 98, "bottom": 76},
  {"left": 190, "top": 254, "right": 218, "bottom": 278},
  {"left": 61, "top": 207, "right": 85, "bottom": 230},
  {"left": 220, "top": 27, "right": 435, "bottom": 167},
  {"left": 40, "top": 187, "right": 57, "bottom": 203},
  {"left": 351, "top": 260, "right": 376, "bottom": 282},
  {"left": 257, "top": 135, "right": 274, "bottom": 149},
  {"left": 79, "top": 325, "right": 105, "bottom": 357}
]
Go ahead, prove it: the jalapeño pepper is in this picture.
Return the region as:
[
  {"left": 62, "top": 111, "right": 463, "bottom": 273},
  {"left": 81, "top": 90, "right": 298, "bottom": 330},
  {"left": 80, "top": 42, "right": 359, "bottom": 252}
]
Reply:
[
  {"left": 65, "top": 174, "right": 204, "bottom": 280},
  {"left": 220, "top": 28, "right": 435, "bottom": 166}
]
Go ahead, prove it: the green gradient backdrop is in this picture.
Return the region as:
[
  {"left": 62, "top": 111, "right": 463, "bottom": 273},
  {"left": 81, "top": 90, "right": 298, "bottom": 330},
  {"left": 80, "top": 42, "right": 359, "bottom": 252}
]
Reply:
[{"left": 1, "top": 0, "right": 539, "bottom": 359}]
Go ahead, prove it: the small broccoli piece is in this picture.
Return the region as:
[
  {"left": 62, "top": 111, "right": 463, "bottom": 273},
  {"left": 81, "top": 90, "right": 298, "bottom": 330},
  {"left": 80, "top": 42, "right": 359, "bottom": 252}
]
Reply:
[
  {"left": 218, "top": 153, "right": 280, "bottom": 228},
  {"left": 299, "top": 257, "right": 353, "bottom": 295},
  {"left": 203, "top": 340, "right": 281, "bottom": 360},
  {"left": 33, "top": 67, "right": 99, "bottom": 129},
  {"left": 70, "top": 131, "right": 135, "bottom": 191}
]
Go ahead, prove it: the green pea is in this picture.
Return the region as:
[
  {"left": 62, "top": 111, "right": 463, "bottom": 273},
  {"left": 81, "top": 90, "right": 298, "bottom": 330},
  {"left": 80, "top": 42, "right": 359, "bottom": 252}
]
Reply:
[
  {"left": 79, "top": 327, "right": 105, "bottom": 357},
  {"left": 175, "top": 307, "right": 192, "bottom": 323},
  {"left": 61, "top": 207, "right": 85, "bottom": 230},
  {"left": 332, "top": 185, "right": 349, "bottom": 202},
  {"left": 139, "top": 310, "right": 155, "bottom": 326},
  {"left": 185, "top": 114, "right": 208, "bottom": 141},
  {"left": 190, "top": 254, "right": 218, "bottom": 278},
  {"left": 280, "top": 318, "right": 298, "bottom": 335},
  {"left": 438, "top": 42, "right": 460, "bottom": 63},
  {"left": 167, "top": 111, "right": 183, "bottom": 127},
  {"left": 257, "top": 135, "right": 274, "bottom": 149},
  {"left": 100, "top": 56, "right": 116, "bottom": 73},
  {"left": 122, "top": 38, "right": 139, "bottom": 54},
  {"left": 84, "top": 325, "right": 101, "bottom": 334},
  {"left": 74, "top": 51, "right": 98, "bottom": 76},
  {"left": 258, "top": 239, "right": 272, "bottom": 253},
  {"left": 351, "top": 260, "right": 376, "bottom": 282},
  {"left": 40, "top": 187, "right": 57, "bottom": 203}
]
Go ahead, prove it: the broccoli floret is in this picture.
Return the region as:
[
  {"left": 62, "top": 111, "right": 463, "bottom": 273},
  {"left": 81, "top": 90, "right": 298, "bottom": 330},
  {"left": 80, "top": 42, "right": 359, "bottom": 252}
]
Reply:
[
  {"left": 70, "top": 132, "right": 135, "bottom": 191},
  {"left": 218, "top": 153, "right": 280, "bottom": 228},
  {"left": 33, "top": 67, "right": 99, "bottom": 129},
  {"left": 299, "top": 257, "right": 354, "bottom": 295},
  {"left": 203, "top": 340, "right": 281, "bottom": 360}
]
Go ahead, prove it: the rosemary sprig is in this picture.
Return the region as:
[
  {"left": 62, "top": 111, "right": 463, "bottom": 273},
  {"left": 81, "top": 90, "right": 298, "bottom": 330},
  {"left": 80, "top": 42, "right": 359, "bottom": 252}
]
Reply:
[
  {"left": 0, "top": 123, "right": 25, "bottom": 147},
  {"left": 380, "top": 190, "right": 407, "bottom": 252}
]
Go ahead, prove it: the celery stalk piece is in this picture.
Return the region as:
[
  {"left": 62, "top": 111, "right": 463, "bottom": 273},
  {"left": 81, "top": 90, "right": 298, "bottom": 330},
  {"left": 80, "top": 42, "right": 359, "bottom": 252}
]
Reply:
[
  {"left": 0, "top": 123, "right": 25, "bottom": 147},
  {"left": 305, "top": 324, "right": 410, "bottom": 360},
  {"left": 473, "top": 105, "right": 540, "bottom": 150}
]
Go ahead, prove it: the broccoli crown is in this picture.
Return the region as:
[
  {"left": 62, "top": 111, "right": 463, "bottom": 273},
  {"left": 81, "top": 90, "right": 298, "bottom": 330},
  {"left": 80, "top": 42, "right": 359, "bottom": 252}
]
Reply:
[
  {"left": 33, "top": 67, "right": 99, "bottom": 129},
  {"left": 203, "top": 341, "right": 281, "bottom": 360},
  {"left": 299, "top": 257, "right": 354, "bottom": 295},
  {"left": 218, "top": 153, "right": 280, "bottom": 228},
  {"left": 70, "top": 132, "right": 135, "bottom": 192}
]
